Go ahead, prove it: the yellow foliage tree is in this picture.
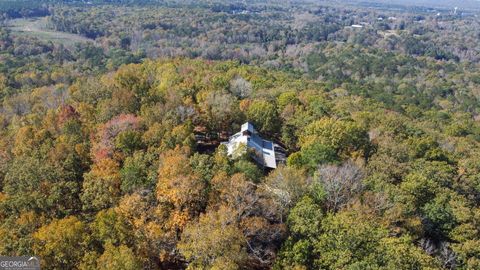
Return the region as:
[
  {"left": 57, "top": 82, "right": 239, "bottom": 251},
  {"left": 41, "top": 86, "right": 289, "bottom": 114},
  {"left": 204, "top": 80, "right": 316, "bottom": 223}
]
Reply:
[
  {"left": 33, "top": 216, "right": 86, "bottom": 269},
  {"left": 178, "top": 206, "right": 247, "bottom": 270},
  {"left": 156, "top": 146, "right": 207, "bottom": 231}
]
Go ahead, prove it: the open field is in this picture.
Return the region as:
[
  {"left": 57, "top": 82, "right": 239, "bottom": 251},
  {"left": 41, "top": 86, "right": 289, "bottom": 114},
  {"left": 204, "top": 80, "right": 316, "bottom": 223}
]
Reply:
[{"left": 6, "top": 16, "right": 95, "bottom": 47}]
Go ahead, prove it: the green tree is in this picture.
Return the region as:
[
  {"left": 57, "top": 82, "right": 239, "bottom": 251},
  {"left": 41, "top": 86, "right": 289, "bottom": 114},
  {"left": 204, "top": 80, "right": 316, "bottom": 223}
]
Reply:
[
  {"left": 233, "top": 159, "right": 263, "bottom": 183},
  {"left": 0, "top": 212, "right": 44, "bottom": 256},
  {"left": 115, "top": 130, "right": 144, "bottom": 156},
  {"left": 288, "top": 144, "right": 338, "bottom": 172},
  {"left": 3, "top": 155, "right": 81, "bottom": 217},
  {"left": 120, "top": 151, "right": 155, "bottom": 193},
  {"left": 314, "top": 211, "right": 438, "bottom": 269},
  {"left": 92, "top": 208, "right": 133, "bottom": 247},
  {"left": 246, "top": 99, "right": 280, "bottom": 135},
  {"left": 81, "top": 158, "right": 122, "bottom": 212},
  {"left": 274, "top": 196, "right": 323, "bottom": 269},
  {"left": 300, "top": 118, "right": 371, "bottom": 160}
]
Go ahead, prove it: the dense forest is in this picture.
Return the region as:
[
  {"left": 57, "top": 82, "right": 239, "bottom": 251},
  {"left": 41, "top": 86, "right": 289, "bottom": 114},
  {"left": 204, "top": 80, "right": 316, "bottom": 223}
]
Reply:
[{"left": 0, "top": 0, "right": 480, "bottom": 269}]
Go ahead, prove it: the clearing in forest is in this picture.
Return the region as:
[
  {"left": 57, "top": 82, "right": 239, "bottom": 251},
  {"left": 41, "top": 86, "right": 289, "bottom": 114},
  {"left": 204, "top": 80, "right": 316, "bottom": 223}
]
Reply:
[{"left": 6, "top": 16, "right": 95, "bottom": 47}]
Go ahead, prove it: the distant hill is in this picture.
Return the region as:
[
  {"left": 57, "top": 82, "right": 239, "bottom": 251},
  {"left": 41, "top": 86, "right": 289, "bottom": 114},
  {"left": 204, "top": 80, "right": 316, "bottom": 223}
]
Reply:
[{"left": 357, "top": 0, "right": 480, "bottom": 10}]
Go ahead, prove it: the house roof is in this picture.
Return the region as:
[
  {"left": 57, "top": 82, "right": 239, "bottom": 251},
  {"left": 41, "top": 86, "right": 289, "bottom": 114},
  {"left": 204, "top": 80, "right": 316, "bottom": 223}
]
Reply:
[{"left": 225, "top": 122, "right": 277, "bottom": 168}]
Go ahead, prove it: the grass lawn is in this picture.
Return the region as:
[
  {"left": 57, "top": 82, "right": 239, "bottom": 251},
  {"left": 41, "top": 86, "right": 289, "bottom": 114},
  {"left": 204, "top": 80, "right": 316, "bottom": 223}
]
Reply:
[{"left": 6, "top": 17, "right": 95, "bottom": 47}]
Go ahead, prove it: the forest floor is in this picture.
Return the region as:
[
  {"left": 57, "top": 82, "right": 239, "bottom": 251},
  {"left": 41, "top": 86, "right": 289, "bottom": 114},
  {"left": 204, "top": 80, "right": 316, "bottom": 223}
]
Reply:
[{"left": 6, "top": 17, "right": 95, "bottom": 47}]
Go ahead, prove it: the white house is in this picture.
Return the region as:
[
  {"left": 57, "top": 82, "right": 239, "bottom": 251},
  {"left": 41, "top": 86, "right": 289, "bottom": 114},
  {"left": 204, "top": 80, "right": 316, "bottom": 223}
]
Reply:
[{"left": 223, "top": 122, "right": 278, "bottom": 169}]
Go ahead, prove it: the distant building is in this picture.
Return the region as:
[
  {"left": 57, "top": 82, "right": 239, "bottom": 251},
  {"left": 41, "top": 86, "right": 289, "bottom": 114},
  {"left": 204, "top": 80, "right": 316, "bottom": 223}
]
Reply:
[
  {"left": 351, "top": 24, "right": 363, "bottom": 28},
  {"left": 222, "top": 122, "right": 285, "bottom": 169}
]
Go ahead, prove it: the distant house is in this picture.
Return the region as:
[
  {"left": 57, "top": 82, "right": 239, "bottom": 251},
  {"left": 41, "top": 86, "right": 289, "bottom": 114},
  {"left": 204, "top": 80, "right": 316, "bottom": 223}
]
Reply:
[{"left": 223, "top": 122, "right": 285, "bottom": 169}]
